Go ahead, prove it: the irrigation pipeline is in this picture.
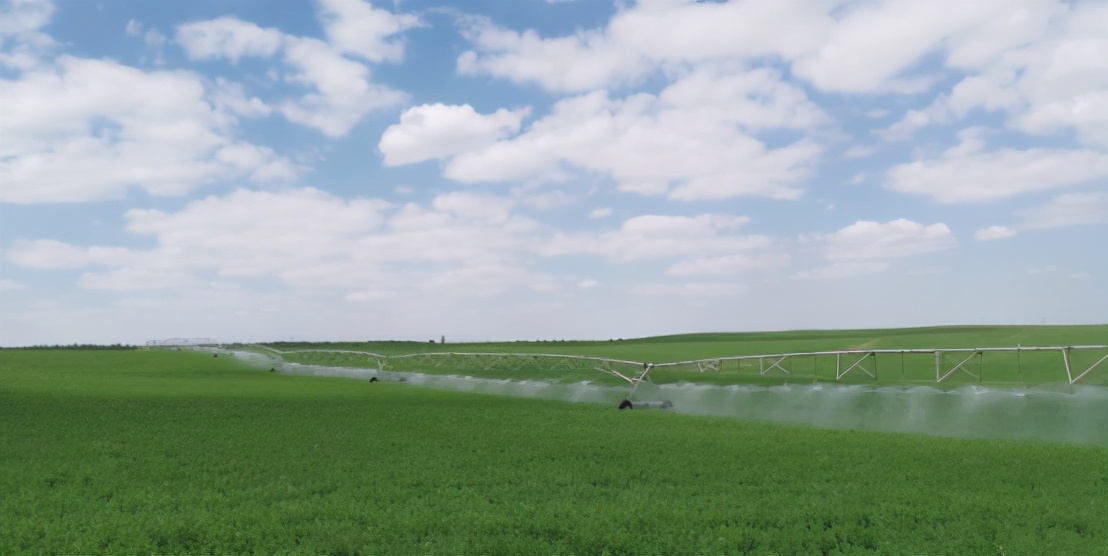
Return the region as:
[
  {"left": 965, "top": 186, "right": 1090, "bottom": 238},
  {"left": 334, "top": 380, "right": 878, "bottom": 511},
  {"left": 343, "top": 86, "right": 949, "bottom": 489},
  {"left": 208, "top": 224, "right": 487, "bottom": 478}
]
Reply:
[
  {"left": 226, "top": 349, "right": 1108, "bottom": 447},
  {"left": 241, "top": 344, "right": 1108, "bottom": 386}
]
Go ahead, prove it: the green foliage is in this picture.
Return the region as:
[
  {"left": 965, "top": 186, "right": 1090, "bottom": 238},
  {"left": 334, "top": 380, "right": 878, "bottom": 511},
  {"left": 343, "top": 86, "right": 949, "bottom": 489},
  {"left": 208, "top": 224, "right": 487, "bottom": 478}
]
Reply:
[
  {"left": 3, "top": 343, "right": 137, "bottom": 350},
  {"left": 2, "top": 350, "right": 1106, "bottom": 554}
]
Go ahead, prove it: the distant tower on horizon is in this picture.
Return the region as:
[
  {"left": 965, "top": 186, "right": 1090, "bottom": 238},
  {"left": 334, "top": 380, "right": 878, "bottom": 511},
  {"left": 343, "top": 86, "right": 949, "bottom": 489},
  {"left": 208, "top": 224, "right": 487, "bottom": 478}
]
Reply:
[{"left": 441, "top": 335, "right": 445, "bottom": 344}]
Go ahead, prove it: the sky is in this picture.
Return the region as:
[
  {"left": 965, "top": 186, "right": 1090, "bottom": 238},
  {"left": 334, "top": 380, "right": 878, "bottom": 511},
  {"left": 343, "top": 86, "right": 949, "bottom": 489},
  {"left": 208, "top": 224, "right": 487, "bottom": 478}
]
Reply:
[{"left": 1, "top": 0, "right": 1106, "bottom": 346}]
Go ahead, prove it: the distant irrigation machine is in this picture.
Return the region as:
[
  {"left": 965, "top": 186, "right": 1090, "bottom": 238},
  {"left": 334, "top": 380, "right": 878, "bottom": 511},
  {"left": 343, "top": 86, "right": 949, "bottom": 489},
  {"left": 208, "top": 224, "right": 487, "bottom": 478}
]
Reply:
[
  {"left": 645, "top": 345, "right": 1108, "bottom": 386},
  {"left": 226, "top": 342, "right": 1108, "bottom": 409}
]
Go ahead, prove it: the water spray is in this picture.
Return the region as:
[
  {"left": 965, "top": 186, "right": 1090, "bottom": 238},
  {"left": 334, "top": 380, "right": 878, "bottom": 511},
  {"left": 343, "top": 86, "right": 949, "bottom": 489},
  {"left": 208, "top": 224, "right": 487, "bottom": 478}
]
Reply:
[{"left": 229, "top": 349, "right": 1108, "bottom": 446}]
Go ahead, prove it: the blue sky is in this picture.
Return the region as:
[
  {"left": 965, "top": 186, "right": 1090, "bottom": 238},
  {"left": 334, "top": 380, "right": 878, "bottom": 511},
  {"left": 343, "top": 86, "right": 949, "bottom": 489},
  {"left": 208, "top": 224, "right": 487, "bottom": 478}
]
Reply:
[{"left": 1, "top": 0, "right": 1106, "bottom": 346}]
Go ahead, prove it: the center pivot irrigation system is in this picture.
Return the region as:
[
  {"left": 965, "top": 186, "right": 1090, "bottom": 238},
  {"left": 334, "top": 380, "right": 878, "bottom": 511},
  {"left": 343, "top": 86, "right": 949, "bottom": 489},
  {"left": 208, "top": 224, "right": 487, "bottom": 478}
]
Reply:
[
  {"left": 240, "top": 343, "right": 1108, "bottom": 388},
  {"left": 668, "top": 345, "right": 1108, "bottom": 385}
]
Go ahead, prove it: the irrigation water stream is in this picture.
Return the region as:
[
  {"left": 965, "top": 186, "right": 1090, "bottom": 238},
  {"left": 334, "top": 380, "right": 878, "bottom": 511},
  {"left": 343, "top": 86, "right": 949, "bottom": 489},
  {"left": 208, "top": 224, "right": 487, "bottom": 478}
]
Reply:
[{"left": 233, "top": 351, "right": 1108, "bottom": 446}]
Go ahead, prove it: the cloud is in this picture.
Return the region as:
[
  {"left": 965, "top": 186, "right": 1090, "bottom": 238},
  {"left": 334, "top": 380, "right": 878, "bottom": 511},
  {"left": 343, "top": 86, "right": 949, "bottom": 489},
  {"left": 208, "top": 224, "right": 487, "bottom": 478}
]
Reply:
[
  {"left": 418, "top": 263, "right": 557, "bottom": 297},
  {"left": 455, "top": 1, "right": 829, "bottom": 93},
  {"left": 794, "top": 1, "right": 1069, "bottom": 96},
  {"left": 974, "top": 225, "right": 1017, "bottom": 241},
  {"left": 316, "top": 0, "right": 420, "bottom": 63},
  {"left": 1024, "top": 266, "right": 1096, "bottom": 281},
  {"left": 617, "top": 181, "right": 668, "bottom": 196},
  {"left": 1002, "top": 3, "right": 1108, "bottom": 148},
  {"left": 1016, "top": 91, "right": 1108, "bottom": 148},
  {"left": 0, "top": 0, "right": 54, "bottom": 37},
  {"left": 0, "top": 279, "right": 26, "bottom": 291},
  {"left": 174, "top": 5, "right": 412, "bottom": 137},
  {"left": 216, "top": 143, "right": 302, "bottom": 182},
  {"left": 423, "top": 78, "right": 822, "bottom": 200},
  {"left": 454, "top": 0, "right": 1058, "bottom": 96},
  {"left": 1015, "top": 192, "right": 1108, "bottom": 230},
  {"left": 123, "top": 188, "right": 392, "bottom": 277},
  {"left": 345, "top": 289, "right": 396, "bottom": 302},
  {"left": 7, "top": 188, "right": 562, "bottom": 301},
  {"left": 175, "top": 16, "right": 283, "bottom": 63},
  {"left": 430, "top": 191, "right": 514, "bottom": 224},
  {"left": 815, "top": 219, "right": 957, "bottom": 261},
  {"left": 791, "top": 262, "right": 890, "bottom": 280},
  {"left": 843, "top": 146, "right": 876, "bottom": 159},
  {"left": 78, "top": 268, "right": 201, "bottom": 291},
  {"left": 278, "top": 36, "right": 407, "bottom": 137},
  {"left": 512, "top": 188, "right": 577, "bottom": 211},
  {"left": 210, "top": 77, "right": 272, "bottom": 118},
  {"left": 1027, "top": 265, "right": 1058, "bottom": 275},
  {"left": 576, "top": 279, "right": 598, "bottom": 289},
  {"left": 630, "top": 282, "right": 747, "bottom": 297},
  {"left": 873, "top": 2, "right": 1108, "bottom": 148},
  {"left": 665, "top": 254, "right": 790, "bottom": 277},
  {"left": 0, "top": 50, "right": 298, "bottom": 204},
  {"left": 143, "top": 28, "right": 167, "bottom": 49},
  {"left": 789, "top": 1, "right": 975, "bottom": 93},
  {"left": 666, "top": 141, "right": 819, "bottom": 201},
  {"left": 877, "top": 100, "right": 954, "bottom": 141},
  {"left": 124, "top": 19, "right": 166, "bottom": 51},
  {"left": 884, "top": 144, "right": 1108, "bottom": 204},
  {"left": 970, "top": 192, "right": 1107, "bottom": 240},
  {"left": 427, "top": 25, "right": 838, "bottom": 201},
  {"left": 541, "top": 213, "right": 765, "bottom": 262},
  {"left": 456, "top": 16, "right": 647, "bottom": 93},
  {"left": 379, "top": 103, "right": 530, "bottom": 166},
  {"left": 0, "top": 0, "right": 57, "bottom": 70},
  {"left": 588, "top": 207, "right": 612, "bottom": 219},
  {"left": 8, "top": 239, "right": 133, "bottom": 269}
]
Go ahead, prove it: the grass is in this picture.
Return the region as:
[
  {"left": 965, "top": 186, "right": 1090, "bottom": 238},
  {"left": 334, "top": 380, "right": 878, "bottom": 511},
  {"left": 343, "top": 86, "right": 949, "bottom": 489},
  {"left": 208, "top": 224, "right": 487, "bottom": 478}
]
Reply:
[
  {"left": 2, "top": 348, "right": 1106, "bottom": 554},
  {"left": 253, "top": 324, "right": 1108, "bottom": 387}
]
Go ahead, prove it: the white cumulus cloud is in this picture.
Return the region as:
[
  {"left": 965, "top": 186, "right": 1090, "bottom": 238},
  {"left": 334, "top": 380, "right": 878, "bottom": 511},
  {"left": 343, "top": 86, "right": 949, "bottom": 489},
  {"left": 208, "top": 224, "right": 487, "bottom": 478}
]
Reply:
[
  {"left": 541, "top": 213, "right": 765, "bottom": 262},
  {"left": 431, "top": 82, "right": 821, "bottom": 201},
  {"left": 316, "top": 0, "right": 420, "bottom": 63},
  {"left": 791, "top": 262, "right": 890, "bottom": 280},
  {"left": 974, "top": 226, "right": 1017, "bottom": 241},
  {"left": 0, "top": 279, "right": 26, "bottom": 292},
  {"left": 379, "top": 103, "right": 530, "bottom": 166},
  {"left": 1015, "top": 192, "right": 1108, "bottom": 230},
  {"left": 174, "top": 5, "right": 412, "bottom": 137},
  {"left": 885, "top": 146, "right": 1108, "bottom": 204},
  {"left": 175, "top": 16, "right": 283, "bottom": 63},
  {"left": 665, "top": 254, "right": 790, "bottom": 277},
  {"left": 817, "top": 219, "right": 957, "bottom": 261},
  {"left": 0, "top": 48, "right": 299, "bottom": 204}
]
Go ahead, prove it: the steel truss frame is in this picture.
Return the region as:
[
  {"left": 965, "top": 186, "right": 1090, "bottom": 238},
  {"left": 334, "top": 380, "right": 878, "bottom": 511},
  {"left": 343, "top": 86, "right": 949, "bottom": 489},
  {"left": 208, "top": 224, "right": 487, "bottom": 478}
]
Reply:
[{"left": 246, "top": 344, "right": 1108, "bottom": 386}]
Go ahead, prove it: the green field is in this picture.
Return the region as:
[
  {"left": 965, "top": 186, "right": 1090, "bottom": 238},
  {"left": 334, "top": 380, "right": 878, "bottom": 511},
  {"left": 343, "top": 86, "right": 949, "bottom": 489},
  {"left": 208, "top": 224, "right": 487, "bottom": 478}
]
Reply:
[
  {"left": 254, "top": 325, "right": 1108, "bottom": 387},
  {"left": 2, "top": 348, "right": 1106, "bottom": 554}
]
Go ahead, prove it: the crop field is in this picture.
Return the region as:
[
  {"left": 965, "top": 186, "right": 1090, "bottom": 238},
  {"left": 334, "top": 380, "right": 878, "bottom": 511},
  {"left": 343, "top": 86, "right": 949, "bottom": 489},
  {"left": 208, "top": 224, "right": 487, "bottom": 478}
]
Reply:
[
  {"left": 3, "top": 347, "right": 1106, "bottom": 554},
  {"left": 254, "top": 325, "right": 1108, "bottom": 387}
]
